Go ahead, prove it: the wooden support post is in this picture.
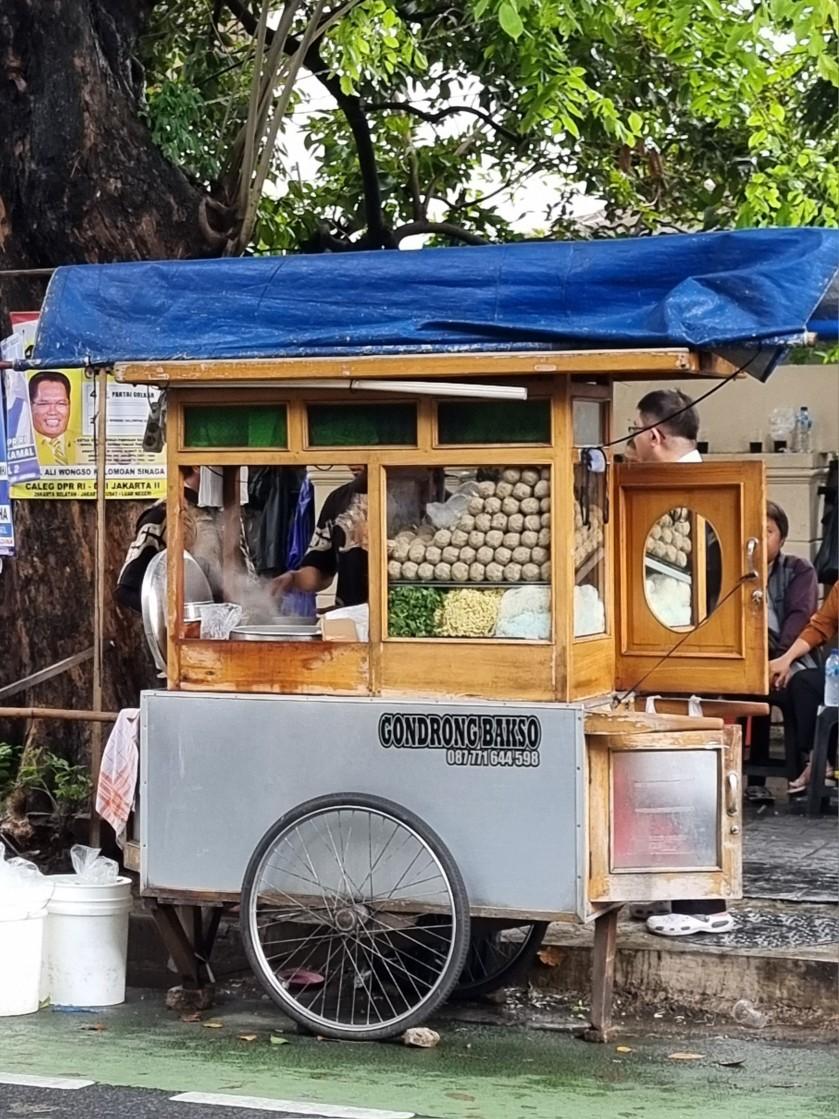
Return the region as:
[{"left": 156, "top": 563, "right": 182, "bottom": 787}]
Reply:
[
  {"left": 146, "top": 901, "right": 202, "bottom": 985},
  {"left": 221, "top": 465, "right": 240, "bottom": 601},
  {"left": 0, "top": 706, "right": 117, "bottom": 722},
  {"left": 89, "top": 366, "right": 109, "bottom": 846},
  {"left": 584, "top": 906, "right": 620, "bottom": 1043}
]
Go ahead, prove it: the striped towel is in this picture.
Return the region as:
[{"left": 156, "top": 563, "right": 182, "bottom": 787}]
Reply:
[{"left": 96, "top": 708, "right": 140, "bottom": 845}]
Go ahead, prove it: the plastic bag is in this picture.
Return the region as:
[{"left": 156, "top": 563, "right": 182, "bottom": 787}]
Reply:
[
  {"left": 425, "top": 481, "right": 480, "bottom": 530},
  {"left": 0, "top": 843, "right": 53, "bottom": 912},
  {"left": 70, "top": 844, "right": 119, "bottom": 884},
  {"left": 199, "top": 602, "right": 243, "bottom": 639}
]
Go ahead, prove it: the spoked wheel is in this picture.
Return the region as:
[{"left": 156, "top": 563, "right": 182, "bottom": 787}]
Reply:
[
  {"left": 452, "top": 920, "right": 548, "bottom": 1000},
  {"left": 241, "top": 793, "right": 470, "bottom": 1042}
]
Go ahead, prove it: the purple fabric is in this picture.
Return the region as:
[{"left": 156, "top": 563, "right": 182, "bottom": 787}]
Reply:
[{"left": 776, "top": 553, "right": 819, "bottom": 654}]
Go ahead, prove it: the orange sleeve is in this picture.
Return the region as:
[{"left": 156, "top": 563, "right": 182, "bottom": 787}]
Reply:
[{"left": 798, "top": 582, "right": 839, "bottom": 650}]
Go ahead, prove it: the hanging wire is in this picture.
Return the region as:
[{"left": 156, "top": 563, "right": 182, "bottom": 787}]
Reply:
[
  {"left": 599, "top": 350, "right": 760, "bottom": 453},
  {"left": 612, "top": 571, "right": 758, "bottom": 707}
]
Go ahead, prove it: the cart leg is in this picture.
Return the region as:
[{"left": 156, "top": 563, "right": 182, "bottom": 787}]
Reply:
[
  {"left": 582, "top": 906, "right": 620, "bottom": 1043},
  {"left": 147, "top": 901, "right": 216, "bottom": 1011}
]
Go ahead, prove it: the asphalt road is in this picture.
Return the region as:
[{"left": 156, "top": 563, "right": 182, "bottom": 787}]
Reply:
[{"left": 1, "top": 1080, "right": 415, "bottom": 1118}]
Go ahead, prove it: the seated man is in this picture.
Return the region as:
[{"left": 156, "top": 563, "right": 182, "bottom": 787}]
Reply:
[{"left": 744, "top": 501, "right": 818, "bottom": 801}]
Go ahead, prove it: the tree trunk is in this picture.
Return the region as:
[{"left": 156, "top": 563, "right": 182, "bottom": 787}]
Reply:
[{"left": 0, "top": 1, "right": 211, "bottom": 766}]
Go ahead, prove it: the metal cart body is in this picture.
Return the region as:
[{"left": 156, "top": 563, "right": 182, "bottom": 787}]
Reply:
[{"left": 141, "top": 690, "right": 585, "bottom": 919}]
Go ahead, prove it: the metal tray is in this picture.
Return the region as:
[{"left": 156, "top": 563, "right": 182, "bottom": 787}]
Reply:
[{"left": 230, "top": 624, "right": 321, "bottom": 642}]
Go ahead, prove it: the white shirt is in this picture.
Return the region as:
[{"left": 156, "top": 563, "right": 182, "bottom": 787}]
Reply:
[{"left": 678, "top": 448, "right": 703, "bottom": 463}]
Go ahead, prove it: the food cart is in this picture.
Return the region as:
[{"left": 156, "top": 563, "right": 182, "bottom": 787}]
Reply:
[{"left": 29, "top": 228, "right": 839, "bottom": 1041}]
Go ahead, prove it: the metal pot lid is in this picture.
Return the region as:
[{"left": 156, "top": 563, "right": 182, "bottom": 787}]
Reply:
[{"left": 140, "top": 549, "right": 213, "bottom": 674}]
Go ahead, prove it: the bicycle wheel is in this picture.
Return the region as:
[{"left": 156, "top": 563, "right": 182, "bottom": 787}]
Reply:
[
  {"left": 241, "top": 793, "right": 470, "bottom": 1042},
  {"left": 452, "top": 920, "right": 548, "bottom": 1000}
]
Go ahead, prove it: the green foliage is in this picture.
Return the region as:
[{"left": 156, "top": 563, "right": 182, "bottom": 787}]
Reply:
[
  {"left": 140, "top": 0, "right": 839, "bottom": 248},
  {"left": 0, "top": 741, "right": 22, "bottom": 800},
  {"left": 14, "top": 752, "right": 91, "bottom": 816},
  {"left": 388, "top": 586, "right": 445, "bottom": 637}
]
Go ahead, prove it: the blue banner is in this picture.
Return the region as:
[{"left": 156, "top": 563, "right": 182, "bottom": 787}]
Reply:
[
  {"left": 0, "top": 389, "right": 15, "bottom": 555},
  {"left": 1, "top": 331, "right": 42, "bottom": 484}
]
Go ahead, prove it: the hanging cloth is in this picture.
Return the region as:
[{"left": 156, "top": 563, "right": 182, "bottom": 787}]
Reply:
[{"left": 280, "top": 474, "right": 316, "bottom": 619}]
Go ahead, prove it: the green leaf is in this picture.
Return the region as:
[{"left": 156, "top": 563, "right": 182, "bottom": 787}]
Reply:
[
  {"left": 498, "top": 0, "right": 524, "bottom": 40},
  {"left": 628, "top": 111, "right": 643, "bottom": 134}
]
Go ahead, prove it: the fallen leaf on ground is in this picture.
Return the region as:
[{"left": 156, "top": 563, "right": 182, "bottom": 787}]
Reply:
[
  {"left": 202, "top": 1020, "right": 224, "bottom": 1029},
  {"left": 718, "top": 1059, "right": 745, "bottom": 1068},
  {"left": 238, "top": 1034, "right": 258, "bottom": 1042},
  {"left": 402, "top": 1027, "right": 440, "bottom": 1048},
  {"left": 180, "top": 1012, "right": 202, "bottom": 1023},
  {"left": 78, "top": 1023, "right": 106, "bottom": 1032},
  {"left": 270, "top": 1035, "right": 290, "bottom": 1046},
  {"left": 616, "top": 1046, "right": 633, "bottom": 1053},
  {"left": 668, "top": 1052, "right": 704, "bottom": 1061}
]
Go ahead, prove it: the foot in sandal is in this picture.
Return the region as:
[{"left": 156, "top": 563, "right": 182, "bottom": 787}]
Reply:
[{"left": 646, "top": 912, "right": 734, "bottom": 937}]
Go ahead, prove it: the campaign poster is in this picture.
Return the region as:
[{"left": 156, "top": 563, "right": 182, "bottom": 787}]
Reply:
[
  {"left": 6, "top": 314, "right": 166, "bottom": 500},
  {"left": 1, "top": 320, "right": 41, "bottom": 484}
]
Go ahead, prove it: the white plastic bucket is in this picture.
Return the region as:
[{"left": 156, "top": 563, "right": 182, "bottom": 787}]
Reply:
[
  {"left": 43, "top": 875, "right": 132, "bottom": 1007},
  {"left": 0, "top": 893, "right": 48, "bottom": 1016}
]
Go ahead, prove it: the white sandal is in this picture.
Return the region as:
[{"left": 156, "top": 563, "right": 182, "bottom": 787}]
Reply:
[{"left": 646, "top": 912, "right": 734, "bottom": 937}]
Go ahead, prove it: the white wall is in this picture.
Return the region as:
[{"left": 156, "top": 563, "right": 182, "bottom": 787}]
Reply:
[{"left": 613, "top": 363, "right": 839, "bottom": 454}]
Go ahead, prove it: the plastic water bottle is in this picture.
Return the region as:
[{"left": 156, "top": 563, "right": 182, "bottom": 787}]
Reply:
[
  {"left": 793, "top": 406, "right": 812, "bottom": 452},
  {"left": 825, "top": 650, "right": 839, "bottom": 708}
]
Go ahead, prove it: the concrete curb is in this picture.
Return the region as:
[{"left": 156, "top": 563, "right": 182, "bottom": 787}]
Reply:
[{"left": 127, "top": 903, "right": 838, "bottom": 1028}]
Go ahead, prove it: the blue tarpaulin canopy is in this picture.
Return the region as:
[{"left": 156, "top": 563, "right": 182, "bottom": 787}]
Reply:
[{"left": 31, "top": 228, "right": 839, "bottom": 379}]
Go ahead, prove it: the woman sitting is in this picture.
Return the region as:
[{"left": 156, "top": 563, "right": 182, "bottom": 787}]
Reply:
[
  {"left": 770, "top": 580, "right": 839, "bottom": 793},
  {"left": 744, "top": 502, "right": 818, "bottom": 801}
]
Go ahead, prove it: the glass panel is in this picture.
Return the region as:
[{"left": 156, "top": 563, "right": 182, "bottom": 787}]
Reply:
[
  {"left": 643, "top": 509, "right": 722, "bottom": 630},
  {"left": 611, "top": 749, "right": 720, "bottom": 870},
  {"left": 308, "top": 403, "right": 416, "bottom": 446},
  {"left": 386, "top": 465, "right": 551, "bottom": 639},
  {"left": 574, "top": 463, "right": 607, "bottom": 636},
  {"left": 572, "top": 399, "right": 604, "bottom": 446},
  {"left": 437, "top": 400, "right": 550, "bottom": 445},
  {"left": 175, "top": 465, "right": 374, "bottom": 640},
  {"left": 184, "top": 405, "right": 287, "bottom": 448}
]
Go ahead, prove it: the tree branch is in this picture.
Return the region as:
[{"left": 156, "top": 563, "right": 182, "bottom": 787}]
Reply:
[
  {"left": 224, "top": 0, "right": 391, "bottom": 248},
  {"left": 392, "top": 221, "right": 488, "bottom": 245},
  {"left": 365, "top": 99, "right": 523, "bottom": 145}
]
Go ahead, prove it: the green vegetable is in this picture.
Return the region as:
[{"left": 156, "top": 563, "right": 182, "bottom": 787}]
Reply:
[{"left": 388, "top": 586, "right": 444, "bottom": 637}]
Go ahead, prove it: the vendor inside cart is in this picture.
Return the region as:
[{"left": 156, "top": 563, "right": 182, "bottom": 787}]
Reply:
[{"left": 270, "top": 465, "right": 368, "bottom": 608}]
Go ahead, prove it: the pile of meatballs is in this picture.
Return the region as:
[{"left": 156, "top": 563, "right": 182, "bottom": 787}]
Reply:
[{"left": 387, "top": 468, "right": 551, "bottom": 584}]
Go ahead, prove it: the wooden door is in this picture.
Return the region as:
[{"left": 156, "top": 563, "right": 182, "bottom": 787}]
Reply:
[
  {"left": 614, "top": 462, "right": 767, "bottom": 696},
  {"left": 587, "top": 727, "right": 742, "bottom": 905}
]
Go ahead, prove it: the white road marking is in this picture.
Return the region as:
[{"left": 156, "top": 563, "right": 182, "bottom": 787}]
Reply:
[
  {"left": 0, "top": 1072, "right": 95, "bottom": 1090},
  {"left": 171, "top": 1092, "right": 415, "bottom": 1118}
]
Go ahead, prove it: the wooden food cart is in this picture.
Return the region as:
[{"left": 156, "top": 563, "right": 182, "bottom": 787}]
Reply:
[{"left": 28, "top": 229, "right": 839, "bottom": 1041}]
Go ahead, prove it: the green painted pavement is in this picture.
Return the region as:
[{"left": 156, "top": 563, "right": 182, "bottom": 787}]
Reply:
[{"left": 0, "top": 994, "right": 834, "bottom": 1119}]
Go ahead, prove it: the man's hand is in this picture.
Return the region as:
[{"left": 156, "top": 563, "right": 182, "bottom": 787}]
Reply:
[
  {"left": 270, "top": 571, "right": 295, "bottom": 599},
  {"left": 769, "top": 655, "right": 793, "bottom": 690}
]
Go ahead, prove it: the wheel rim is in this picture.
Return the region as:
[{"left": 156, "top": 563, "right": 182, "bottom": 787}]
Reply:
[
  {"left": 247, "top": 804, "right": 462, "bottom": 1034},
  {"left": 456, "top": 923, "right": 542, "bottom": 994}
]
